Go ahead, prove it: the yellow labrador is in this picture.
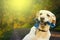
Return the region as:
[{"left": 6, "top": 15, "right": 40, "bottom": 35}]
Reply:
[{"left": 22, "top": 10, "right": 56, "bottom": 40}]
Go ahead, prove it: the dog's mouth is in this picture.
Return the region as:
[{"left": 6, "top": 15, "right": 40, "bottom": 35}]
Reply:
[{"left": 40, "top": 21, "right": 47, "bottom": 26}]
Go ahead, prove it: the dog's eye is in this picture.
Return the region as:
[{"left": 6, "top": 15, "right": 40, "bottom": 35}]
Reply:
[
  {"left": 47, "top": 14, "right": 50, "bottom": 17},
  {"left": 40, "top": 13, "right": 42, "bottom": 15}
]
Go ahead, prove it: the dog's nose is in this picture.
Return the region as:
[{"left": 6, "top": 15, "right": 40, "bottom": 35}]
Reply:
[
  {"left": 40, "top": 17, "right": 44, "bottom": 20},
  {"left": 40, "top": 17, "right": 44, "bottom": 22}
]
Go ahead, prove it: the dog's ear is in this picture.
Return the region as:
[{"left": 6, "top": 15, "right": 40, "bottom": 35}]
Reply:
[
  {"left": 52, "top": 20, "right": 56, "bottom": 24},
  {"left": 35, "top": 12, "right": 40, "bottom": 22},
  {"left": 52, "top": 15, "right": 56, "bottom": 25}
]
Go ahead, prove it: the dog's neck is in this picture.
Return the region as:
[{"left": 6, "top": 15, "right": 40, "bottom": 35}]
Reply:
[{"left": 38, "top": 24, "right": 50, "bottom": 32}]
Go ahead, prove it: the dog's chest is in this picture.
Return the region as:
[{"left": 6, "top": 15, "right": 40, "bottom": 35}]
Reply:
[{"left": 35, "top": 31, "right": 50, "bottom": 39}]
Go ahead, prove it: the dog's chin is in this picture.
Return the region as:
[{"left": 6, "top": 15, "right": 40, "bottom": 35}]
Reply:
[{"left": 40, "top": 23, "right": 45, "bottom": 27}]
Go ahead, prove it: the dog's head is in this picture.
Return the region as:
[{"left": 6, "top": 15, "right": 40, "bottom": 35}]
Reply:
[{"left": 36, "top": 10, "right": 56, "bottom": 27}]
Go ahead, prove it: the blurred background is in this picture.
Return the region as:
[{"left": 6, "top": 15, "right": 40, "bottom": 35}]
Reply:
[{"left": 0, "top": 0, "right": 60, "bottom": 40}]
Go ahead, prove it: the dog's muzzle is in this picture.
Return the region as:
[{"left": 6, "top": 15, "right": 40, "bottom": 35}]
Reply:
[
  {"left": 34, "top": 18, "right": 56, "bottom": 28},
  {"left": 40, "top": 17, "right": 47, "bottom": 26}
]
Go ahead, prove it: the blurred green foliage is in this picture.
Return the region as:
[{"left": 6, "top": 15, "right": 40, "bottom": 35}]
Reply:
[{"left": 0, "top": 0, "right": 60, "bottom": 40}]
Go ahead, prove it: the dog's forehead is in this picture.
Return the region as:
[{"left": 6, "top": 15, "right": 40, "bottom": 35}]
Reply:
[
  {"left": 38, "top": 10, "right": 56, "bottom": 20},
  {"left": 39, "top": 10, "right": 55, "bottom": 16}
]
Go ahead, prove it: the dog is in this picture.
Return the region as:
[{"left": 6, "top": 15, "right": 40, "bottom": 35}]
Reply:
[{"left": 22, "top": 10, "right": 56, "bottom": 40}]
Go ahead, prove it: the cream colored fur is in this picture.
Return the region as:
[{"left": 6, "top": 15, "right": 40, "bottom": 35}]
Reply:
[{"left": 22, "top": 10, "right": 56, "bottom": 40}]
